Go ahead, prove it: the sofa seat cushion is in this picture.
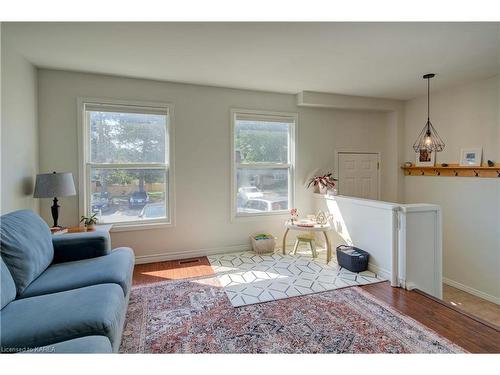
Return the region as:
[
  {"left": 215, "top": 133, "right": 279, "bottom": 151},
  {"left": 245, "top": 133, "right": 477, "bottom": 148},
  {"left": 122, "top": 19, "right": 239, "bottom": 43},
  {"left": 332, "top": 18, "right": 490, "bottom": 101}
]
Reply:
[
  {"left": 0, "top": 283, "right": 125, "bottom": 352},
  {"left": 1, "top": 210, "right": 53, "bottom": 294},
  {"left": 1, "top": 258, "right": 17, "bottom": 309},
  {"left": 22, "top": 336, "right": 112, "bottom": 354},
  {"left": 20, "top": 247, "right": 134, "bottom": 299}
]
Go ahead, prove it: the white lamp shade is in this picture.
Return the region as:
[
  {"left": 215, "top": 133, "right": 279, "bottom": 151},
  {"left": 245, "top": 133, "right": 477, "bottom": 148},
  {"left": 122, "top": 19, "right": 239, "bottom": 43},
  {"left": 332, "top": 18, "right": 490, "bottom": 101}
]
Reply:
[{"left": 34, "top": 172, "right": 76, "bottom": 198}]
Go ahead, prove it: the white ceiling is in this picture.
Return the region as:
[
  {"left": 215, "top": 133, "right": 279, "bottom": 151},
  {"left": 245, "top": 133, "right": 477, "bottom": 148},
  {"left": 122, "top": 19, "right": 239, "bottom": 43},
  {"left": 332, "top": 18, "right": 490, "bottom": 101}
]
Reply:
[{"left": 4, "top": 22, "right": 499, "bottom": 100}]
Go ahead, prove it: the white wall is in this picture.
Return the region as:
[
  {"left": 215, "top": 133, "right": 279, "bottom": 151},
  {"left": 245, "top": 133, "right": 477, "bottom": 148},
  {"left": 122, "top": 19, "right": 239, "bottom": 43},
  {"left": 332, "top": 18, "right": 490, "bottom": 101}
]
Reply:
[
  {"left": 296, "top": 90, "right": 404, "bottom": 203},
  {"left": 5, "top": 42, "right": 497, "bottom": 303},
  {"left": 1, "top": 25, "right": 39, "bottom": 214},
  {"left": 5, "top": 36, "right": 497, "bottom": 304},
  {"left": 300, "top": 107, "right": 398, "bottom": 203},
  {"left": 314, "top": 194, "right": 399, "bottom": 282},
  {"left": 37, "top": 69, "right": 394, "bottom": 261},
  {"left": 315, "top": 195, "right": 444, "bottom": 298},
  {"left": 403, "top": 76, "right": 499, "bottom": 302}
]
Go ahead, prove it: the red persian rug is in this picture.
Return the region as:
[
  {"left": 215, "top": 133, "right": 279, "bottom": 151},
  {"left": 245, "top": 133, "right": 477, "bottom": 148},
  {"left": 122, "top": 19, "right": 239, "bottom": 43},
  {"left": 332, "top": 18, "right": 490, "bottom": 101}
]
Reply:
[{"left": 120, "top": 278, "right": 466, "bottom": 353}]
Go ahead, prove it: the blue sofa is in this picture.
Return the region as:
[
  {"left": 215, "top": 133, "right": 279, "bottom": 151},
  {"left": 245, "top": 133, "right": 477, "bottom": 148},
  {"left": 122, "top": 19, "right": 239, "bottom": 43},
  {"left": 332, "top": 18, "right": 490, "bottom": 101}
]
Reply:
[{"left": 0, "top": 210, "right": 134, "bottom": 353}]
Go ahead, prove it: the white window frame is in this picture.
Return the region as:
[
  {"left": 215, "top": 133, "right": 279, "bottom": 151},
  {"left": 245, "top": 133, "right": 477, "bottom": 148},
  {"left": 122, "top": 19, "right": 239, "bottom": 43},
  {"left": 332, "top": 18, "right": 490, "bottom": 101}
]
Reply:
[
  {"left": 230, "top": 108, "right": 297, "bottom": 221},
  {"left": 77, "top": 97, "right": 175, "bottom": 231}
]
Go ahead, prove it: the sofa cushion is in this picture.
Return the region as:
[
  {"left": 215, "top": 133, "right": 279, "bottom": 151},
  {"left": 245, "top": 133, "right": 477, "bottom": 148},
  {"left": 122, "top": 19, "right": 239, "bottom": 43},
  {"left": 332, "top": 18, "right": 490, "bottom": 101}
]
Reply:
[
  {"left": 0, "top": 283, "right": 125, "bottom": 353},
  {"left": 1, "top": 257, "right": 17, "bottom": 309},
  {"left": 22, "top": 336, "right": 112, "bottom": 354},
  {"left": 20, "top": 247, "right": 134, "bottom": 299},
  {"left": 0, "top": 210, "right": 54, "bottom": 294}
]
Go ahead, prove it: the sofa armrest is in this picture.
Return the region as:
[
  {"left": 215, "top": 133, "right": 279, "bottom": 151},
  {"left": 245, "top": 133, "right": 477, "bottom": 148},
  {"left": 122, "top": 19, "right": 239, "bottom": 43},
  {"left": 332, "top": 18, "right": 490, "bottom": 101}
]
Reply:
[{"left": 52, "top": 232, "right": 111, "bottom": 263}]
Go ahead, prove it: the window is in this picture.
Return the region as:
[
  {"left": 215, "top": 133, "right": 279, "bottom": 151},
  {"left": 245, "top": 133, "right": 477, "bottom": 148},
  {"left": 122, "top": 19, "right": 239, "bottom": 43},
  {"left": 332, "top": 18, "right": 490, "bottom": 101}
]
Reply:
[
  {"left": 80, "top": 99, "right": 172, "bottom": 227},
  {"left": 232, "top": 110, "right": 296, "bottom": 218}
]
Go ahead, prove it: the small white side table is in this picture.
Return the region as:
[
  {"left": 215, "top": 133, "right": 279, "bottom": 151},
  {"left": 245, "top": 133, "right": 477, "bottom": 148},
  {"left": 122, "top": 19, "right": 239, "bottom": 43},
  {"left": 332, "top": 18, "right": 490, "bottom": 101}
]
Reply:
[{"left": 282, "top": 221, "right": 333, "bottom": 263}]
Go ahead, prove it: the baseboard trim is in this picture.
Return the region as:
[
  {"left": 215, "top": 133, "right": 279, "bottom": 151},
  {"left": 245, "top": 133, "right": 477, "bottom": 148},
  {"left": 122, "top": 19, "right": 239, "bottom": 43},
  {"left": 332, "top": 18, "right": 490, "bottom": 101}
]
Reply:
[
  {"left": 367, "top": 262, "right": 392, "bottom": 282},
  {"left": 443, "top": 277, "right": 499, "bottom": 305},
  {"left": 135, "top": 244, "right": 251, "bottom": 264},
  {"left": 135, "top": 240, "right": 306, "bottom": 265}
]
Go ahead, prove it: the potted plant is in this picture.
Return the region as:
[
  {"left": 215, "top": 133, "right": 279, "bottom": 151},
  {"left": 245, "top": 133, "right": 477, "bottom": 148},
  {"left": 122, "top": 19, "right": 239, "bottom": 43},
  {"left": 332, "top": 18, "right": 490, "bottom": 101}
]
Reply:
[
  {"left": 306, "top": 172, "right": 337, "bottom": 194},
  {"left": 80, "top": 213, "right": 98, "bottom": 231}
]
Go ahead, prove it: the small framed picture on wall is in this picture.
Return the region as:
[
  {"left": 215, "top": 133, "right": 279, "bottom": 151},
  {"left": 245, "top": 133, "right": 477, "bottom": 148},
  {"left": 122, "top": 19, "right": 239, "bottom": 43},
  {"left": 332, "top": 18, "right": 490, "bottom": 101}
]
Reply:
[
  {"left": 415, "top": 149, "right": 435, "bottom": 167},
  {"left": 459, "top": 147, "right": 482, "bottom": 166}
]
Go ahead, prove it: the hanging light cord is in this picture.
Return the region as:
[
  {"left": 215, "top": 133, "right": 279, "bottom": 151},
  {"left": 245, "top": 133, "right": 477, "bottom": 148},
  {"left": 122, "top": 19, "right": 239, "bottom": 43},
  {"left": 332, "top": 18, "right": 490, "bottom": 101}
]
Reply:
[
  {"left": 427, "top": 76, "right": 430, "bottom": 121},
  {"left": 413, "top": 73, "right": 444, "bottom": 153}
]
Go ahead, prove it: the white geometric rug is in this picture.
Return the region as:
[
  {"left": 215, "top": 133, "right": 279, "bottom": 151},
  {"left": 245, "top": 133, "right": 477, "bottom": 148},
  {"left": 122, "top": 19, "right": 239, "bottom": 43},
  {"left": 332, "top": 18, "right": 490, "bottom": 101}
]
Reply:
[{"left": 208, "top": 248, "right": 385, "bottom": 307}]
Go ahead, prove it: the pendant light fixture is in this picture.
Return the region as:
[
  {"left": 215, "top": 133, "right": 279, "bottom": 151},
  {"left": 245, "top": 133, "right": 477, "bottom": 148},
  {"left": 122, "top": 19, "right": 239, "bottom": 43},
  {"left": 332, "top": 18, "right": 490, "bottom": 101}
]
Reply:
[{"left": 413, "top": 73, "right": 445, "bottom": 153}]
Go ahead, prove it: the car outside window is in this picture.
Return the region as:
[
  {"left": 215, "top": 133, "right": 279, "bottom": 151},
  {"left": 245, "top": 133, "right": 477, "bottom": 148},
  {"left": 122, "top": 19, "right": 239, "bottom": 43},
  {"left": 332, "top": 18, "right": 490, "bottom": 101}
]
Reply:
[{"left": 232, "top": 110, "right": 296, "bottom": 218}]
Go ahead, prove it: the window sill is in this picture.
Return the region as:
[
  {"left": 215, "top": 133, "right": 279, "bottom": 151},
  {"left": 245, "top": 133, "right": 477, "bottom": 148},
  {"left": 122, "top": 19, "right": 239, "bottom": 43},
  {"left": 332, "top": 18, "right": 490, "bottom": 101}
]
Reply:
[
  {"left": 231, "top": 211, "right": 290, "bottom": 223},
  {"left": 109, "top": 221, "right": 174, "bottom": 232}
]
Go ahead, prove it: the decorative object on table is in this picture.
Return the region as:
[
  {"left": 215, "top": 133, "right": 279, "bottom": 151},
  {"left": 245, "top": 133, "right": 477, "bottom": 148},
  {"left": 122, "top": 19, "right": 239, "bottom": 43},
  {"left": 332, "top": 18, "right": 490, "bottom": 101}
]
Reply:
[
  {"left": 306, "top": 172, "right": 337, "bottom": 194},
  {"left": 306, "top": 214, "right": 317, "bottom": 222},
  {"left": 487, "top": 160, "right": 494, "bottom": 167},
  {"left": 403, "top": 162, "right": 413, "bottom": 168},
  {"left": 459, "top": 147, "right": 482, "bottom": 167},
  {"left": 80, "top": 213, "right": 99, "bottom": 231},
  {"left": 290, "top": 208, "right": 298, "bottom": 224},
  {"left": 413, "top": 73, "right": 445, "bottom": 154},
  {"left": 315, "top": 210, "right": 332, "bottom": 226},
  {"left": 441, "top": 163, "right": 449, "bottom": 167},
  {"left": 336, "top": 245, "right": 370, "bottom": 273},
  {"left": 415, "top": 149, "right": 435, "bottom": 167},
  {"left": 33, "top": 171, "right": 76, "bottom": 228},
  {"left": 296, "top": 219, "right": 315, "bottom": 227},
  {"left": 293, "top": 233, "right": 317, "bottom": 258},
  {"left": 250, "top": 233, "right": 276, "bottom": 254}
]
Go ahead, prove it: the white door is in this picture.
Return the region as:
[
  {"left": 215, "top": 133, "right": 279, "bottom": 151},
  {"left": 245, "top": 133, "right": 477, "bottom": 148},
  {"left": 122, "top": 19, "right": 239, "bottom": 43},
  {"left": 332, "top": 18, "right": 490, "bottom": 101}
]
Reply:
[{"left": 338, "top": 153, "right": 379, "bottom": 199}]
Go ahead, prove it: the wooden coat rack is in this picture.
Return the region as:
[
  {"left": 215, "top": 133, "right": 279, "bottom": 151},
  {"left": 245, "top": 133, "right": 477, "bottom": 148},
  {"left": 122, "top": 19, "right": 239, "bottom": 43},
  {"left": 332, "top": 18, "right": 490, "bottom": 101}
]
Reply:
[{"left": 402, "top": 163, "right": 500, "bottom": 178}]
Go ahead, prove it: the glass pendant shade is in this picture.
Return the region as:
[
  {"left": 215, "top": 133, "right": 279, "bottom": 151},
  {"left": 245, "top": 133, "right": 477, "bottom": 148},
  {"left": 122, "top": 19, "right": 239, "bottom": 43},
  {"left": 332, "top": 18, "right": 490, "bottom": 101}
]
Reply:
[{"left": 413, "top": 73, "right": 445, "bottom": 153}]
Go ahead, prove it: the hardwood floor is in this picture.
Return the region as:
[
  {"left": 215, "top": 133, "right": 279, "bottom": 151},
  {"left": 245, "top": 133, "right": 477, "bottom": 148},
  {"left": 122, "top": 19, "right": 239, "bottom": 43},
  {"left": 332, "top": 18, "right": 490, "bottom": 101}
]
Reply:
[
  {"left": 133, "top": 257, "right": 214, "bottom": 286},
  {"left": 360, "top": 282, "right": 500, "bottom": 353},
  {"left": 132, "top": 257, "right": 500, "bottom": 353},
  {"left": 442, "top": 284, "right": 500, "bottom": 327}
]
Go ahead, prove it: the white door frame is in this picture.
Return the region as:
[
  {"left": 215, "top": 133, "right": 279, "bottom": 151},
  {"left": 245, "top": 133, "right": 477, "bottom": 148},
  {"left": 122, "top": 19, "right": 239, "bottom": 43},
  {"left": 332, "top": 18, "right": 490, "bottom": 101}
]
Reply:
[{"left": 335, "top": 150, "right": 381, "bottom": 200}]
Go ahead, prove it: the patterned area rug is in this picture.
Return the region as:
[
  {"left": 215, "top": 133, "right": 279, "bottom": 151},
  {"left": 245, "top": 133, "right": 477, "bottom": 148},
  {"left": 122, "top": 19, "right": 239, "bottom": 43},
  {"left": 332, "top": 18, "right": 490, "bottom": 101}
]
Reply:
[
  {"left": 120, "top": 278, "right": 466, "bottom": 353},
  {"left": 208, "top": 250, "right": 385, "bottom": 307}
]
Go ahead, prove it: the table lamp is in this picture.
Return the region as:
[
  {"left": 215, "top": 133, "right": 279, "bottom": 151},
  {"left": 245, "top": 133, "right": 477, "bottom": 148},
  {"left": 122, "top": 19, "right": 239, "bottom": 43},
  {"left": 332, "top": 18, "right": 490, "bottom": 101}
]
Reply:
[{"left": 34, "top": 171, "right": 76, "bottom": 228}]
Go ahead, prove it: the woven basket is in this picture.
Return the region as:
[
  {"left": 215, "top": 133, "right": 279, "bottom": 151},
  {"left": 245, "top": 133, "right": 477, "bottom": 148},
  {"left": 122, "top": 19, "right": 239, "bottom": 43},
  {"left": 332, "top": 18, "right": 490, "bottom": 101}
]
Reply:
[
  {"left": 336, "top": 245, "right": 369, "bottom": 273},
  {"left": 250, "top": 234, "right": 276, "bottom": 254}
]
